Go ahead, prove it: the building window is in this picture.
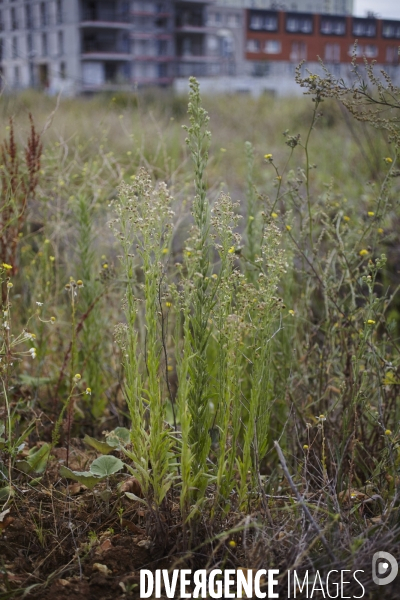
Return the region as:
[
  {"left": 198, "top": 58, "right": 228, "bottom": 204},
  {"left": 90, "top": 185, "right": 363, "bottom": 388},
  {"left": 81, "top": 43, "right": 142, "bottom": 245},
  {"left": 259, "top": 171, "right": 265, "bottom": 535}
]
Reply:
[
  {"left": 348, "top": 43, "right": 362, "bottom": 57},
  {"left": 250, "top": 14, "right": 263, "bottom": 30},
  {"left": 325, "top": 43, "right": 340, "bottom": 62},
  {"left": 12, "top": 36, "right": 18, "bottom": 58},
  {"left": 249, "top": 11, "right": 278, "bottom": 32},
  {"left": 27, "top": 33, "right": 33, "bottom": 53},
  {"left": 227, "top": 14, "right": 237, "bottom": 27},
  {"left": 386, "top": 46, "right": 399, "bottom": 63},
  {"left": 60, "top": 60, "right": 66, "bottom": 79},
  {"left": 0, "top": 10, "right": 3, "bottom": 32},
  {"left": 56, "top": 0, "right": 62, "bottom": 25},
  {"left": 11, "top": 7, "right": 18, "bottom": 30},
  {"left": 286, "top": 13, "right": 313, "bottom": 34},
  {"left": 290, "top": 41, "right": 307, "bottom": 60},
  {"left": 352, "top": 18, "right": 376, "bottom": 37},
  {"left": 320, "top": 17, "right": 346, "bottom": 35},
  {"left": 382, "top": 21, "right": 400, "bottom": 39},
  {"left": 42, "top": 32, "right": 47, "bottom": 55},
  {"left": 246, "top": 39, "right": 260, "bottom": 52},
  {"left": 40, "top": 2, "right": 47, "bottom": 27},
  {"left": 364, "top": 44, "right": 377, "bottom": 57},
  {"left": 264, "top": 39, "right": 281, "bottom": 54},
  {"left": 58, "top": 30, "right": 63, "bottom": 54},
  {"left": 25, "top": 5, "right": 32, "bottom": 28}
]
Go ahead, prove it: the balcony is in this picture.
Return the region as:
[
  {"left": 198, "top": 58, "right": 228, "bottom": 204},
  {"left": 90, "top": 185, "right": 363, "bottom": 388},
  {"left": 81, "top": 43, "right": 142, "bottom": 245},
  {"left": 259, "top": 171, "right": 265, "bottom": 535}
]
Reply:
[
  {"left": 132, "top": 54, "right": 174, "bottom": 61},
  {"left": 81, "top": 7, "right": 131, "bottom": 28},
  {"left": 131, "top": 31, "right": 172, "bottom": 39},
  {"left": 82, "top": 37, "right": 131, "bottom": 60},
  {"left": 175, "top": 13, "right": 210, "bottom": 33},
  {"left": 81, "top": 17, "right": 131, "bottom": 29},
  {"left": 176, "top": 54, "right": 215, "bottom": 62}
]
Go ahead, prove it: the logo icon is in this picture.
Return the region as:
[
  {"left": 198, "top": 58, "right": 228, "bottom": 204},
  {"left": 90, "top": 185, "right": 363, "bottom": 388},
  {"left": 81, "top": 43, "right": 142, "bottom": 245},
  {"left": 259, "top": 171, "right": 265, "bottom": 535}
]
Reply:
[{"left": 372, "top": 551, "right": 398, "bottom": 586}]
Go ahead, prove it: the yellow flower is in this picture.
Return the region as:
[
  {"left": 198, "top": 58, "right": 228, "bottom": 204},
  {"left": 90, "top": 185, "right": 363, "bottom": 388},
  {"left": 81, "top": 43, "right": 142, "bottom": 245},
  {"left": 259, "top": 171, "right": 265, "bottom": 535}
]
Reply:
[
  {"left": 167, "top": 365, "right": 173, "bottom": 372},
  {"left": 367, "top": 319, "right": 376, "bottom": 325},
  {"left": 271, "top": 212, "right": 278, "bottom": 218},
  {"left": 165, "top": 301, "right": 172, "bottom": 308},
  {"left": 2, "top": 263, "right": 12, "bottom": 270},
  {"left": 303, "top": 444, "right": 309, "bottom": 450},
  {"left": 77, "top": 280, "right": 83, "bottom": 287},
  {"left": 7, "top": 282, "right": 13, "bottom": 288},
  {"left": 162, "top": 248, "right": 168, "bottom": 254},
  {"left": 211, "top": 273, "right": 218, "bottom": 279},
  {"left": 228, "top": 540, "right": 237, "bottom": 548},
  {"left": 49, "top": 256, "right": 55, "bottom": 262},
  {"left": 102, "top": 263, "right": 108, "bottom": 269},
  {"left": 286, "top": 225, "right": 292, "bottom": 231},
  {"left": 367, "top": 211, "right": 374, "bottom": 217},
  {"left": 288, "top": 309, "right": 295, "bottom": 315},
  {"left": 384, "top": 157, "right": 393, "bottom": 164},
  {"left": 264, "top": 153, "right": 273, "bottom": 160},
  {"left": 85, "top": 387, "right": 91, "bottom": 395},
  {"left": 343, "top": 215, "right": 350, "bottom": 222},
  {"left": 378, "top": 228, "right": 384, "bottom": 234},
  {"left": 359, "top": 249, "right": 368, "bottom": 256},
  {"left": 50, "top": 316, "right": 56, "bottom": 323},
  {"left": 228, "top": 246, "right": 235, "bottom": 254},
  {"left": 74, "top": 373, "right": 81, "bottom": 381},
  {"left": 385, "top": 429, "right": 392, "bottom": 436}
]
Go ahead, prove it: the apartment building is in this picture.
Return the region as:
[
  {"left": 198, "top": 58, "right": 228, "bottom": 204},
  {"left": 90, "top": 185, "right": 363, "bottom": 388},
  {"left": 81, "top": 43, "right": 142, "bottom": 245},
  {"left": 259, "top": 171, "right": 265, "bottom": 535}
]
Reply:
[
  {"left": 177, "top": 8, "right": 400, "bottom": 96},
  {"left": 214, "top": 0, "right": 353, "bottom": 16},
  {"left": 0, "top": 0, "right": 398, "bottom": 96},
  {"left": 0, "top": 0, "right": 220, "bottom": 93}
]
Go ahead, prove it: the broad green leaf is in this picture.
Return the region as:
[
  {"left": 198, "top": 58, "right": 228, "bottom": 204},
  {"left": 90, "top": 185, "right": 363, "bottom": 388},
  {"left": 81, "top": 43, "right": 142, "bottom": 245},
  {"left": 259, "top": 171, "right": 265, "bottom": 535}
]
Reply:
[
  {"left": 83, "top": 434, "right": 113, "bottom": 455},
  {"left": 15, "top": 460, "right": 32, "bottom": 474},
  {"left": 60, "top": 466, "right": 102, "bottom": 490},
  {"left": 0, "top": 486, "right": 14, "bottom": 501},
  {"left": 108, "top": 427, "right": 130, "bottom": 446},
  {"left": 125, "top": 491, "right": 147, "bottom": 505},
  {"left": 26, "top": 443, "right": 51, "bottom": 474},
  {"left": 90, "top": 455, "right": 124, "bottom": 477}
]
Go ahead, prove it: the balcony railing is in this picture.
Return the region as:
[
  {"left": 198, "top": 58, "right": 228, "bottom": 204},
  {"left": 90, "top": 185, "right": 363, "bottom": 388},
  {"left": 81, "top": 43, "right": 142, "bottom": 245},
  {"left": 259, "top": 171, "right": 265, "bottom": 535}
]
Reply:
[
  {"left": 82, "top": 41, "right": 130, "bottom": 54},
  {"left": 82, "top": 10, "right": 130, "bottom": 23}
]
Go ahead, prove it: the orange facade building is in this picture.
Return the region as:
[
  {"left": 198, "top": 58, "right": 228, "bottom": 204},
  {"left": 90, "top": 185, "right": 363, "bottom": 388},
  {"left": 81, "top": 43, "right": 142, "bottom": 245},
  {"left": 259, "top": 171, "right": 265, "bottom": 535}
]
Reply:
[{"left": 245, "top": 10, "right": 400, "bottom": 68}]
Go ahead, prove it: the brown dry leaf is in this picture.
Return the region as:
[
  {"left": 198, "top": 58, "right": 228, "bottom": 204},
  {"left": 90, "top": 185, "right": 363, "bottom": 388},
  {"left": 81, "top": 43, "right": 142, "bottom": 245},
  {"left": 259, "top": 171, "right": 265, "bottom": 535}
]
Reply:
[
  {"left": 99, "top": 539, "right": 113, "bottom": 552},
  {"left": 68, "top": 483, "right": 82, "bottom": 495},
  {"left": 121, "top": 519, "right": 145, "bottom": 535},
  {"left": 0, "top": 509, "right": 13, "bottom": 533},
  {"left": 120, "top": 477, "right": 143, "bottom": 497}
]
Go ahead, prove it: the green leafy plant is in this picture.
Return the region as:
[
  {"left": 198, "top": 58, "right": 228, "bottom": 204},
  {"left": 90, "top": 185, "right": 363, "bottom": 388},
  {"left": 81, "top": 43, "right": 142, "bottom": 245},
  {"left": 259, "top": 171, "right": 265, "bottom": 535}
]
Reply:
[{"left": 60, "top": 455, "right": 124, "bottom": 490}]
